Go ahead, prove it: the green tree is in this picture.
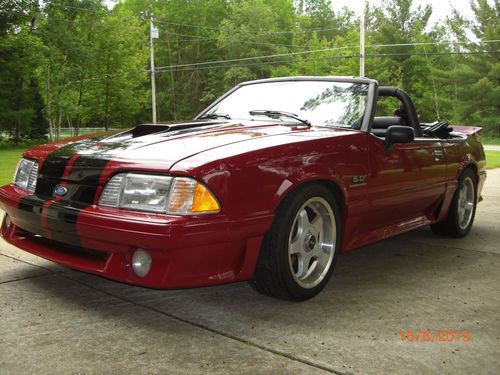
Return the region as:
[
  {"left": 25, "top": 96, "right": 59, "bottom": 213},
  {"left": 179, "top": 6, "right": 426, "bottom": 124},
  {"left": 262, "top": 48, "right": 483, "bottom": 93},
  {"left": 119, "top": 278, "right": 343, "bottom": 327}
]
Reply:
[
  {"left": 218, "top": 0, "right": 293, "bottom": 87},
  {"left": 39, "top": 0, "right": 148, "bottom": 135},
  {"left": 0, "top": 27, "right": 47, "bottom": 141},
  {"left": 365, "top": 0, "right": 448, "bottom": 121},
  {"left": 89, "top": 5, "right": 149, "bottom": 130},
  {"left": 0, "top": 0, "right": 498, "bottom": 138},
  {"left": 449, "top": 0, "right": 499, "bottom": 134}
]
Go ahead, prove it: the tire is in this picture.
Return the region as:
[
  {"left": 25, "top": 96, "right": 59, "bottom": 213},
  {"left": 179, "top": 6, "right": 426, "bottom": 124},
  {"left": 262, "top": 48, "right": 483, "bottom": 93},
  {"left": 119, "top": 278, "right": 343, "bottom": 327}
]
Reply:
[
  {"left": 430, "top": 168, "right": 477, "bottom": 238},
  {"left": 249, "top": 183, "right": 341, "bottom": 301}
]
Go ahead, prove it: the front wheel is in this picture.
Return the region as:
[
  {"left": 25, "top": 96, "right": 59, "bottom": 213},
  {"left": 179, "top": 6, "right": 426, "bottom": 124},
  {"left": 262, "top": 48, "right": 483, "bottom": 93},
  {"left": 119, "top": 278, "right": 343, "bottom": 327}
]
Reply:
[
  {"left": 250, "top": 183, "right": 341, "bottom": 301},
  {"left": 431, "top": 168, "right": 477, "bottom": 238}
]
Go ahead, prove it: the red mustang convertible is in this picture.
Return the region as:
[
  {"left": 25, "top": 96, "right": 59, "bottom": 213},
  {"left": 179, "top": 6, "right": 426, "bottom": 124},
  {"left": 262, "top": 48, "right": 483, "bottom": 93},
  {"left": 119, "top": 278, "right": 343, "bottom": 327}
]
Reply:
[{"left": 0, "top": 77, "right": 486, "bottom": 300}]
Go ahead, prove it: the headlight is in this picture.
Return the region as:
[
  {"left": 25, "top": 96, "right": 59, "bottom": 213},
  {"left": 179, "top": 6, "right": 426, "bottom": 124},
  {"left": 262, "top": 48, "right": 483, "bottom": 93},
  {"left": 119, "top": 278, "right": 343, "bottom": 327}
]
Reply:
[
  {"left": 13, "top": 158, "right": 38, "bottom": 193},
  {"left": 99, "top": 173, "right": 220, "bottom": 215}
]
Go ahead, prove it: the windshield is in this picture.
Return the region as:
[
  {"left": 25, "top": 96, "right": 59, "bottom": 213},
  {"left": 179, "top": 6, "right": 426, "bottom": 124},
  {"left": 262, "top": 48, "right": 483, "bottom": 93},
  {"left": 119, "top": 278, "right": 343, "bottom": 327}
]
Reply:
[{"left": 202, "top": 80, "right": 369, "bottom": 128}]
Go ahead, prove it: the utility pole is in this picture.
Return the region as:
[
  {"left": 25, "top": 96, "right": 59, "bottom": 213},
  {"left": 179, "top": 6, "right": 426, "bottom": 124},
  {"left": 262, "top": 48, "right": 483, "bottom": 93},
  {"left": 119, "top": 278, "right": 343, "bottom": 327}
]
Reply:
[
  {"left": 150, "top": 14, "right": 158, "bottom": 123},
  {"left": 360, "top": 0, "right": 365, "bottom": 77}
]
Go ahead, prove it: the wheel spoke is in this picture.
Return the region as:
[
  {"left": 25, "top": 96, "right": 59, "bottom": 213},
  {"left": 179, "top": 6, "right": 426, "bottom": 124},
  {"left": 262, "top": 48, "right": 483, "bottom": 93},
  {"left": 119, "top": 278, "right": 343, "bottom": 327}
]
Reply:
[
  {"left": 295, "top": 253, "right": 307, "bottom": 278},
  {"left": 457, "top": 177, "right": 475, "bottom": 230},
  {"left": 296, "top": 209, "right": 309, "bottom": 238},
  {"left": 302, "top": 257, "right": 318, "bottom": 279},
  {"left": 312, "top": 244, "right": 325, "bottom": 260},
  {"left": 289, "top": 238, "right": 302, "bottom": 255},
  {"left": 310, "top": 213, "right": 324, "bottom": 239}
]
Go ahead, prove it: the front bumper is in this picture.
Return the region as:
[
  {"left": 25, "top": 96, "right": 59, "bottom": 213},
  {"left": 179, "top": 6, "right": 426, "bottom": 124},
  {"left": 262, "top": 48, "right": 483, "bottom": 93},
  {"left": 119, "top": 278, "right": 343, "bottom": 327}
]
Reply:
[{"left": 0, "top": 184, "right": 272, "bottom": 288}]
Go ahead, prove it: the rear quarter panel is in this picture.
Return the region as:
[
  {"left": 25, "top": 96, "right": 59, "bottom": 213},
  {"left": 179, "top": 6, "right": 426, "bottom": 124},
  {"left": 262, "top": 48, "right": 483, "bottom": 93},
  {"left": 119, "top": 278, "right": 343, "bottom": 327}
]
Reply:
[
  {"left": 443, "top": 134, "right": 486, "bottom": 182},
  {"left": 439, "top": 132, "right": 486, "bottom": 222}
]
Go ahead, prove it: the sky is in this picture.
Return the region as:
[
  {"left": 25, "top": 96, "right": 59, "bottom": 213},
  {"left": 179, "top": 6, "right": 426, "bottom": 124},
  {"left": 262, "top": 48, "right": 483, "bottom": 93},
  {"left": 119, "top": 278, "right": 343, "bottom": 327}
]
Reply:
[
  {"left": 331, "top": 0, "right": 476, "bottom": 25},
  {"left": 104, "top": 0, "right": 482, "bottom": 25}
]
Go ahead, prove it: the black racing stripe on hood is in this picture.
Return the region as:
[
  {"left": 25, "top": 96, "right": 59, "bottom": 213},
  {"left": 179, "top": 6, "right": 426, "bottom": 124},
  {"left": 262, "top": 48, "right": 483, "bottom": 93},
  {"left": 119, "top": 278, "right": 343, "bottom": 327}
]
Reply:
[
  {"left": 17, "top": 147, "right": 111, "bottom": 248},
  {"left": 18, "top": 150, "right": 71, "bottom": 212},
  {"left": 45, "top": 156, "right": 111, "bottom": 247},
  {"left": 35, "top": 145, "right": 75, "bottom": 198},
  {"left": 66, "top": 156, "right": 110, "bottom": 184},
  {"left": 16, "top": 196, "right": 45, "bottom": 237},
  {"left": 17, "top": 149, "right": 72, "bottom": 238}
]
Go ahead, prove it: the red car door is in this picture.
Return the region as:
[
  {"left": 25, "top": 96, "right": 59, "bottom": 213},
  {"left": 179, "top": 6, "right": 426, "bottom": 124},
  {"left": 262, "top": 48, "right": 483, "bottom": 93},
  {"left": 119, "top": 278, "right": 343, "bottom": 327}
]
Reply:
[{"left": 365, "top": 135, "right": 447, "bottom": 233}]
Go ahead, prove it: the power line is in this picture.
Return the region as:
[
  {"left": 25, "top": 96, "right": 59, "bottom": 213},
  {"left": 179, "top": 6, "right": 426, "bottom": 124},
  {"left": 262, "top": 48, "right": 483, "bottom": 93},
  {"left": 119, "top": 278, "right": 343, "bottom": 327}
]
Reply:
[
  {"left": 11, "top": 6, "right": 331, "bottom": 51},
  {"left": 154, "top": 51, "right": 500, "bottom": 73},
  {"left": 161, "top": 32, "right": 331, "bottom": 50},
  {"left": 155, "top": 46, "right": 356, "bottom": 71},
  {"left": 18, "top": 5, "right": 500, "bottom": 56},
  {"left": 154, "top": 40, "right": 500, "bottom": 71},
  {"left": 151, "top": 14, "right": 340, "bottom": 35},
  {"left": 171, "top": 34, "right": 309, "bottom": 48},
  {"left": 163, "top": 34, "right": 308, "bottom": 51},
  {"left": 150, "top": 14, "right": 220, "bottom": 31}
]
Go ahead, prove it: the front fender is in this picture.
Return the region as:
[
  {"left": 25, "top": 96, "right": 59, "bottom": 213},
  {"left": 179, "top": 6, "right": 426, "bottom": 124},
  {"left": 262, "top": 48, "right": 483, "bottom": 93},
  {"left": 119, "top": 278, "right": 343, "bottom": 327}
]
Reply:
[
  {"left": 170, "top": 131, "right": 369, "bottom": 225},
  {"left": 270, "top": 165, "right": 346, "bottom": 213}
]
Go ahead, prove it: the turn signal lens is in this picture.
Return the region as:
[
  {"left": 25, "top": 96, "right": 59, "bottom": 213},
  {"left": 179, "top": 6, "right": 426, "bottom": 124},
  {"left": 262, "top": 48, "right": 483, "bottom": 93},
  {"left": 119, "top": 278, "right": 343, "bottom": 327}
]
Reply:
[
  {"left": 167, "top": 177, "right": 220, "bottom": 215},
  {"left": 192, "top": 183, "right": 220, "bottom": 213}
]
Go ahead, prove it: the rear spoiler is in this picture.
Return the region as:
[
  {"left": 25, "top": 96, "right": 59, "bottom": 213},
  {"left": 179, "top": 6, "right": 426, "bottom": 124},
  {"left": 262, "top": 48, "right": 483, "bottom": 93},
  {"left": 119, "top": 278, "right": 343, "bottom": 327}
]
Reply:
[{"left": 451, "top": 126, "right": 482, "bottom": 135}]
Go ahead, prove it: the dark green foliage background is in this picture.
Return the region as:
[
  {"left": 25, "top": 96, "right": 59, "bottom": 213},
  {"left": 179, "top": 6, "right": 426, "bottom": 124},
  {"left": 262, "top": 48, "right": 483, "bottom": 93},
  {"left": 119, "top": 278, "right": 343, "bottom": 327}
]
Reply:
[{"left": 0, "top": 0, "right": 498, "bottom": 140}]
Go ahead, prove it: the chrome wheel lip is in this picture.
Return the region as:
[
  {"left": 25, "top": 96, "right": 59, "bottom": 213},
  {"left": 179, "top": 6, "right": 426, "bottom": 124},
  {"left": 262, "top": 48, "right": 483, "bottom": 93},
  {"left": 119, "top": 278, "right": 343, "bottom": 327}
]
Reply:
[
  {"left": 457, "top": 176, "right": 475, "bottom": 230},
  {"left": 288, "top": 197, "right": 336, "bottom": 289}
]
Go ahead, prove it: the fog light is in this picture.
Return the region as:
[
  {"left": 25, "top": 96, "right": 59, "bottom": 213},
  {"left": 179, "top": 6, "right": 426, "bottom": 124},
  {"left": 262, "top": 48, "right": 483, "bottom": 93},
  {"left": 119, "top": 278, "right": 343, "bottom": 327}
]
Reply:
[
  {"left": 4, "top": 215, "right": 11, "bottom": 230},
  {"left": 131, "top": 249, "right": 152, "bottom": 278}
]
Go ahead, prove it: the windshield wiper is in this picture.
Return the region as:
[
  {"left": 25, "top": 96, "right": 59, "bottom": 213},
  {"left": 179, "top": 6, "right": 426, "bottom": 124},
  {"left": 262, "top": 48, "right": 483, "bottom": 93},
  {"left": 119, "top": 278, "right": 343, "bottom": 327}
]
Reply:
[
  {"left": 199, "top": 112, "right": 231, "bottom": 120},
  {"left": 249, "top": 110, "right": 311, "bottom": 126}
]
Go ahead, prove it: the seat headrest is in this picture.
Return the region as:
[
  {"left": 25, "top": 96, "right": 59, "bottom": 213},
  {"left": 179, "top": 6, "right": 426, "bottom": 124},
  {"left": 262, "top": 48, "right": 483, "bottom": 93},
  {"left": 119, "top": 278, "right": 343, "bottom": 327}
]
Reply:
[{"left": 372, "top": 116, "right": 403, "bottom": 129}]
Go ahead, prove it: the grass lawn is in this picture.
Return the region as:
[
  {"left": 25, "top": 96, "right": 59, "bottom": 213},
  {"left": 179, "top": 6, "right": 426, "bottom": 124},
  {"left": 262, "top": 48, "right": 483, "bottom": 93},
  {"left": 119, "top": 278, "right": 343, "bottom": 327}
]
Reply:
[
  {"left": 485, "top": 150, "right": 500, "bottom": 169},
  {"left": 1, "top": 147, "right": 500, "bottom": 188},
  {"left": 0, "top": 146, "right": 30, "bottom": 186},
  {"left": 482, "top": 136, "right": 500, "bottom": 145}
]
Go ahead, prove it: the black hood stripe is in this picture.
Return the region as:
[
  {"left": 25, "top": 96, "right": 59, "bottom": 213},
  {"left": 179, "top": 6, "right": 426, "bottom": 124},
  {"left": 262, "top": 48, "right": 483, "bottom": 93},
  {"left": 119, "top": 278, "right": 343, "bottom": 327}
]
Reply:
[
  {"left": 17, "top": 149, "right": 111, "bottom": 248},
  {"left": 17, "top": 150, "right": 71, "bottom": 239}
]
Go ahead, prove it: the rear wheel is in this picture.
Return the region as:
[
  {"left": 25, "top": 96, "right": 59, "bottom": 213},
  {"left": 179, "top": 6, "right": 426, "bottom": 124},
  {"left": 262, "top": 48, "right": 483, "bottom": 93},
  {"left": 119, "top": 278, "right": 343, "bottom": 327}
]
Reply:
[
  {"left": 431, "top": 168, "right": 477, "bottom": 238},
  {"left": 250, "top": 183, "right": 340, "bottom": 301}
]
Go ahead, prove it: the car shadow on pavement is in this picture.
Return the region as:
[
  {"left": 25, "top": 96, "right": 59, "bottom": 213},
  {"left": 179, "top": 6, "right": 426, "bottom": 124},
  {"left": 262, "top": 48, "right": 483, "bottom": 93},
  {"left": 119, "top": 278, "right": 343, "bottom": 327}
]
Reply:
[
  {"left": 6, "top": 233, "right": 498, "bottom": 375},
  {"left": 13, "top": 232, "right": 496, "bottom": 321}
]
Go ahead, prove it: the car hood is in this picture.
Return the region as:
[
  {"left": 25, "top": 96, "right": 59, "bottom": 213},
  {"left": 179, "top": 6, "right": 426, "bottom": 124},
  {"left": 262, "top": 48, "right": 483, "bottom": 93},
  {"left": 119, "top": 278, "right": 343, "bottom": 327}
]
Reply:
[{"left": 24, "top": 120, "right": 315, "bottom": 183}]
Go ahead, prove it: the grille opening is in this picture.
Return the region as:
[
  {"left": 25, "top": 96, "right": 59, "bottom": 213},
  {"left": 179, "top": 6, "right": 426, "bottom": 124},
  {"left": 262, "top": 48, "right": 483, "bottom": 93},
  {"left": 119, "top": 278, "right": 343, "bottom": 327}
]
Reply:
[{"left": 17, "top": 228, "right": 108, "bottom": 262}]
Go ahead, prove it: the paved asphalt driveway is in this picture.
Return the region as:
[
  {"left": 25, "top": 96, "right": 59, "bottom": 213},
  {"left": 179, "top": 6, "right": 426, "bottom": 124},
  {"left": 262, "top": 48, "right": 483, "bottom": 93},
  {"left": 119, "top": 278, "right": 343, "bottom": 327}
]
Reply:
[
  {"left": 1, "top": 170, "right": 499, "bottom": 375},
  {"left": 484, "top": 145, "right": 500, "bottom": 151}
]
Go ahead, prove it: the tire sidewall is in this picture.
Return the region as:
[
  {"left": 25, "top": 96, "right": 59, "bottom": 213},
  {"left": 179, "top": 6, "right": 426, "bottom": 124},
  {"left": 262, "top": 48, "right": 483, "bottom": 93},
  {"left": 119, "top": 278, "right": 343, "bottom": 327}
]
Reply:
[
  {"left": 274, "top": 184, "right": 341, "bottom": 300},
  {"left": 451, "top": 169, "right": 477, "bottom": 237}
]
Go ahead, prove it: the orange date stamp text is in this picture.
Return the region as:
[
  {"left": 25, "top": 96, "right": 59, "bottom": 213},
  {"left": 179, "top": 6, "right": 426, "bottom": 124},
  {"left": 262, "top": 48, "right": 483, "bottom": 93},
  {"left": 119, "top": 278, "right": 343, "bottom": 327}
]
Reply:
[{"left": 400, "top": 329, "right": 471, "bottom": 343}]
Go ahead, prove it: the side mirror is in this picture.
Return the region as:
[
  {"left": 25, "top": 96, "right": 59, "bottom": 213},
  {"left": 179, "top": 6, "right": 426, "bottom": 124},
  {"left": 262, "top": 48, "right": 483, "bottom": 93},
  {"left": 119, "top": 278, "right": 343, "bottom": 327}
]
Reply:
[{"left": 385, "top": 125, "right": 415, "bottom": 149}]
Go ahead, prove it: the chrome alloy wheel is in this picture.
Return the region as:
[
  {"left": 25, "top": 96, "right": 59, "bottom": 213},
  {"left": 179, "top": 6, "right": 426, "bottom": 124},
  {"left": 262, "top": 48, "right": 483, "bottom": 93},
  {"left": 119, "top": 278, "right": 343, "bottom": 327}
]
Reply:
[
  {"left": 457, "top": 176, "right": 475, "bottom": 230},
  {"left": 288, "top": 197, "right": 336, "bottom": 289}
]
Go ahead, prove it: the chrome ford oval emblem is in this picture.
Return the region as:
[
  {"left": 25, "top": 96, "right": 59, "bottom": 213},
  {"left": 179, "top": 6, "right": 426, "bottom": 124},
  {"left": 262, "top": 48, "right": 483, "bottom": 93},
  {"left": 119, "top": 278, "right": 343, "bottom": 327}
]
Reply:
[{"left": 53, "top": 184, "right": 68, "bottom": 197}]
